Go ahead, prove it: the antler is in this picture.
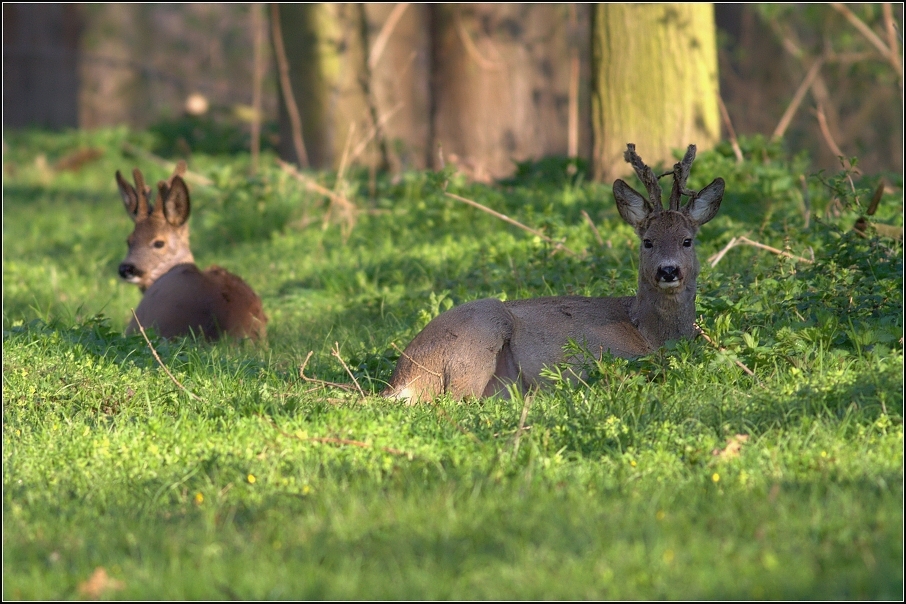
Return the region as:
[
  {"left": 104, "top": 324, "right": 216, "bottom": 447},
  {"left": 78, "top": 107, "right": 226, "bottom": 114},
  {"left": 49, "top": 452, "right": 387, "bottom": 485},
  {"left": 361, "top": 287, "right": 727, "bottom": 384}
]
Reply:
[
  {"left": 131, "top": 168, "right": 151, "bottom": 218},
  {"left": 624, "top": 143, "right": 662, "bottom": 213},
  {"left": 668, "top": 144, "right": 698, "bottom": 211}
]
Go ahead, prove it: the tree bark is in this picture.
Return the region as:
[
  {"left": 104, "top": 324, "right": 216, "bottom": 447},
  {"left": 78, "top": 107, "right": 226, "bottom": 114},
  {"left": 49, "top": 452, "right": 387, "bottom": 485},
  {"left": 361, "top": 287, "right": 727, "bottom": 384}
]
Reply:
[
  {"left": 592, "top": 4, "right": 720, "bottom": 182},
  {"left": 3, "top": 3, "right": 83, "bottom": 129},
  {"left": 430, "top": 4, "right": 591, "bottom": 181}
]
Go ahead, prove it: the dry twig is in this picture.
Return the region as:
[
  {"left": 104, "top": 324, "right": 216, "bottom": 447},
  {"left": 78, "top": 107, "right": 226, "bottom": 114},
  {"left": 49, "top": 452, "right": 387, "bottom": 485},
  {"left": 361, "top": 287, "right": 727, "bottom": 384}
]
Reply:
[
  {"left": 695, "top": 323, "right": 757, "bottom": 379},
  {"left": 261, "top": 414, "right": 411, "bottom": 457},
  {"left": 445, "top": 191, "right": 580, "bottom": 257},
  {"left": 773, "top": 56, "right": 825, "bottom": 140},
  {"left": 331, "top": 342, "right": 367, "bottom": 401},
  {"left": 581, "top": 210, "right": 604, "bottom": 247},
  {"left": 708, "top": 235, "right": 814, "bottom": 268},
  {"left": 368, "top": 3, "right": 410, "bottom": 69},
  {"left": 131, "top": 310, "right": 202, "bottom": 401},
  {"left": 299, "top": 351, "right": 358, "bottom": 393}
]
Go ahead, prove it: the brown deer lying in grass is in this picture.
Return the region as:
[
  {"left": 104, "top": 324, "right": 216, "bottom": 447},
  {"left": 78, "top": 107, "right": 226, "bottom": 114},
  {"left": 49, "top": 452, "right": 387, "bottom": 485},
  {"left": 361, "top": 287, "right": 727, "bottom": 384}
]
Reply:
[
  {"left": 384, "top": 143, "right": 724, "bottom": 402},
  {"left": 116, "top": 162, "right": 267, "bottom": 341}
]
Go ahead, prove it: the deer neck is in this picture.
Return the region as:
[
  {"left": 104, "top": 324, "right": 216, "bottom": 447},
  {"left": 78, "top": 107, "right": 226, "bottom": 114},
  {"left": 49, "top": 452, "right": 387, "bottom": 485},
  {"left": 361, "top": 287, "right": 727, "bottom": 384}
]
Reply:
[{"left": 630, "top": 278, "right": 698, "bottom": 348}]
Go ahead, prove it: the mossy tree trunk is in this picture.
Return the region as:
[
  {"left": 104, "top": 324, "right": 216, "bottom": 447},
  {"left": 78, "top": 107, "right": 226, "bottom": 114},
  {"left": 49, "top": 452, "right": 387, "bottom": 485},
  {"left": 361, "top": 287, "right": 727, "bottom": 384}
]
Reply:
[
  {"left": 592, "top": 4, "right": 720, "bottom": 182},
  {"left": 430, "top": 4, "right": 591, "bottom": 181},
  {"left": 275, "top": 3, "right": 431, "bottom": 171}
]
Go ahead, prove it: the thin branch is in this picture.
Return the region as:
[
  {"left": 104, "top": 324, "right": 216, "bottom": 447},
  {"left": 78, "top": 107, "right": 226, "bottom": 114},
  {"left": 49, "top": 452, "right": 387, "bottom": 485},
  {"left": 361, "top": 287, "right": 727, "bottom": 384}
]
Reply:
[
  {"left": 350, "top": 102, "right": 405, "bottom": 164},
  {"left": 581, "top": 210, "right": 604, "bottom": 247},
  {"left": 829, "top": 3, "right": 892, "bottom": 59},
  {"left": 131, "top": 311, "right": 202, "bottom": 401},
  {"left": 708, "top": 235, "right": 814, "bottom": 268},
  {"left": 261, "top": 414, "right": 411, "bottom": 457},
  {"left": 882, "top": 3, "right": 904, "bottom": 110},
  {"left": 718, "top": 96, "right": 744, "bottom": 163},
  {"left": 695, "top": 323, "right": 758, "bottom": 379},
  {"left": 455, "top": 10, "right": 503, "bottom": 70},
  {"left": 707, "top": 236, "right": 739, "bottom": 268},
  {"left": 331, "top": 342, "right": 367, "bottom": 401},
  {"left": 298, "top": 350, "right": 359, "bottom": 392},
  {"left": 278, "top": 160, "right": 358, "bottom": 224},
  {"left": 444, "top": 191, "right": 580, "bottom": 257},
  {"left": 512, "top": 393, "right": 533, "bottom": 455},
  {"left": 391, "top": 342, "right": 442, "bottom": 379},
  {"left": 773, "top": 56, "right": 825, "bottom": 139},
  {"left": 250, "top": 2, "right": 265, "bottom": 175},
  {"left": 368, "top": 3, "right": 410, "bottom": 70},
  {"left": 270, "top": 3, "right": 309, "bottom": 168},
  {"left": 815, "top": 104, "right": 861, "bottom": 177}
]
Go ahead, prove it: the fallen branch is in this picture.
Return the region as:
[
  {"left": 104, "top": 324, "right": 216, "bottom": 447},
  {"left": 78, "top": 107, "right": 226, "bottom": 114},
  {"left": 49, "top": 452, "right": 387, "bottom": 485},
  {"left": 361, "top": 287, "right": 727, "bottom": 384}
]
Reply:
[
  {"left": 708, "top": 235, "right": 814, "bottom": 268},
  {"left": 445, "top": 191, "right": 580, "bottom": 257},
  {"left": 131, "top": 310, "right": 202, "bottom": 401}
]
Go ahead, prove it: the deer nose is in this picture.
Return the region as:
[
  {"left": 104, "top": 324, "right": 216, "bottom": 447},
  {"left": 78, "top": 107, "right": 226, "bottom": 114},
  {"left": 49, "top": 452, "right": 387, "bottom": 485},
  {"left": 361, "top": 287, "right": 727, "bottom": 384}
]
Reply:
[
  {"left": 118, "top": 263, "right": 142, "bottom": 280},
  {"left": 657, "top": 266, "right": 681, "bottom": 282}
]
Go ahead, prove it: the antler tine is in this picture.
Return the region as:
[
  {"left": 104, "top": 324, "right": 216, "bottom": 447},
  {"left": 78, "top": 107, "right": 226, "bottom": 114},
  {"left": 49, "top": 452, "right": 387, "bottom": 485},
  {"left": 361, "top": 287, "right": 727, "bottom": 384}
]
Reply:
[
  {"left": 131, "top": 168, "right": 151, "bottom": 218},
  {"left": 624, "top": 143, "right": 662, "bottom": 211},
  {"left": 668, "top": 144, "right": 698, "bottom": 211}
]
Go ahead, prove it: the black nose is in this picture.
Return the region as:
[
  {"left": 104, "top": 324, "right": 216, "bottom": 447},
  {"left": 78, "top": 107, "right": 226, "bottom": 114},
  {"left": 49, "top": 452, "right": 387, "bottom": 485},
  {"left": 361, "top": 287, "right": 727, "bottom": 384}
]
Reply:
[
  {"left": 657, "top": 266, "right": 680, "bottom": 282},
  {"left": 118, "top": 263, "right": 141, "bottom": 280}
]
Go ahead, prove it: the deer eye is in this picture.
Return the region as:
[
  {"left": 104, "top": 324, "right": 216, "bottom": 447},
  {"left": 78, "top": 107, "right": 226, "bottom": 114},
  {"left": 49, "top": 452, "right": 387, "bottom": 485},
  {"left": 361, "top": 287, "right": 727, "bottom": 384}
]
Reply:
[
  {"left": 153, "top": 240, "right": 166, "bottom": 249},
  {"left": 683, "top": 238, "right": 692, "bottom": 248},
  {"left": 643, "top": 239, "right": 653, "bottom": 249}
]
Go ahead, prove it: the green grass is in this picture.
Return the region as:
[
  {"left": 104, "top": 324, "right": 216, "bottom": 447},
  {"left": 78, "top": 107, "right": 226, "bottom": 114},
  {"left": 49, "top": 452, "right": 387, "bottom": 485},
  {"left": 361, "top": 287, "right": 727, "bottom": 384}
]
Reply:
[{"left": 3, "top": 128, "right": 903, "bottom": 599}]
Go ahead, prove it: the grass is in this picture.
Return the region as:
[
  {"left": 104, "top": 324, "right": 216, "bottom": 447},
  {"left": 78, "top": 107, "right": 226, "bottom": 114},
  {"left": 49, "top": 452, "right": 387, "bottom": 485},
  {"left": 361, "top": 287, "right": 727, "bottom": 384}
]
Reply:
[{"left": 3, "top": 128, "right": 903, "bottom": 599}]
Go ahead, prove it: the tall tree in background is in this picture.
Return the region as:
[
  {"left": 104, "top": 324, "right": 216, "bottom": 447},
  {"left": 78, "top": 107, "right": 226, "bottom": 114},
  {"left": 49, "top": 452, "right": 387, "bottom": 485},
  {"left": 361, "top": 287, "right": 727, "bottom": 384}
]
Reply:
[
  {"left": 274, "top": 3, "right": 432, "bottom": 171},
  {"left": 431, "top": 4, "right": 591, "bottom": 180},
  {"left": 592, "top": 4, "right": 720, "bottom": 181},
  {"left": 3, "top": 3, "right": 83, "bottom": 129}
]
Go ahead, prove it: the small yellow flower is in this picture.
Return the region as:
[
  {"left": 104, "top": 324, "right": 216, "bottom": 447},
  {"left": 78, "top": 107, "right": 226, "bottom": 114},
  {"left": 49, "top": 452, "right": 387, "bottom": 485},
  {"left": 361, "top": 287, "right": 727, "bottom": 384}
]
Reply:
[
  {"left": 656, "top": 510, "right": 666, "bottom": 521},
  {"left": 712, "top": 472, "right": 720, "bottom": 483},
  {"left": 630, "top": 460, "right": 637, "bottom": 467},
  {"left": 247, "top": 474, "right": 256, "bottom": 484},
  {"left": 663, "top": 549, "right": 675, "bottom": 563},
  {"left": 194, "top": 492, "right": 204, "bottom": 505},
  {"left": 820, "top": 451, "right": 827, "bottom": 458}
]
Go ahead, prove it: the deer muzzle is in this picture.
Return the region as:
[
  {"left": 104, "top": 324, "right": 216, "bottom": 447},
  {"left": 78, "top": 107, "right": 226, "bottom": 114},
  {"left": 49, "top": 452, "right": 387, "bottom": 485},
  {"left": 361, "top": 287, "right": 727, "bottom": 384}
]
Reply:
[
  {"left": 656, "top": 265, "right": 683, "bottom": 289},
  {"left": 118, "top": 262, "right": 143, "bottom": 282}
]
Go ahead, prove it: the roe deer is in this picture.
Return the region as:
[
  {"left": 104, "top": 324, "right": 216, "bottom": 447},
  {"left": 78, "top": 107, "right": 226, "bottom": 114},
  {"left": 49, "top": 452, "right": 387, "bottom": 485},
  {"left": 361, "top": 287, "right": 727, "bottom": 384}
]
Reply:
[
  {"left": 116, "top": 162, "right": 267, "bottom": 341},
  {"left": 384, "top": 143, "right": 724, "bottom": 402}
]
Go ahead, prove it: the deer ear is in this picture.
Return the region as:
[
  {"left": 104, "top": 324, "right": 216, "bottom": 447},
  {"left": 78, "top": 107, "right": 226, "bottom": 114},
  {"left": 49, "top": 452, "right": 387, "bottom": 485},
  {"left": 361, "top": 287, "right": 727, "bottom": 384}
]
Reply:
[
  {"left": 686, "top": 178, "right": 724, "bottom": 225},
  {"left": 162, "top": 176, "right": 191, "bottom": 227},
  {"left": 613, "top": 179, "right": 651, "bottom": 228},
  {"left": 116, "top": 170, "right": 140, "bottom": 221}
]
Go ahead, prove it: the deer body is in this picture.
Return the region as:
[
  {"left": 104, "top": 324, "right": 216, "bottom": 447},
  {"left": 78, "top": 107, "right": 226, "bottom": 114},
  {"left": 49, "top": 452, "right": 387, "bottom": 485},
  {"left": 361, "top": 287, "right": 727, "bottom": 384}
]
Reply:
[
  {"left": 117, "top": 165, "right": 267, "bottom": 341},
  {"left": 385, "top": 144, "right": 724, "bottom": 402}
]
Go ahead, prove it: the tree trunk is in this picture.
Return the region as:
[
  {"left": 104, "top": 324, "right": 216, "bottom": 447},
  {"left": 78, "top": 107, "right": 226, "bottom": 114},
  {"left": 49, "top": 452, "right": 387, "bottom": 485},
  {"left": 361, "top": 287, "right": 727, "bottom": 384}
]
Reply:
[
  {"left": 2, "top": 3, "right": 83, "bottom": 129},
  {"left": 430, "top": 4, "right": 591, "bottom": 181},
  {"left": 592, "top": 4, "right": 720, "bottom": 182}
]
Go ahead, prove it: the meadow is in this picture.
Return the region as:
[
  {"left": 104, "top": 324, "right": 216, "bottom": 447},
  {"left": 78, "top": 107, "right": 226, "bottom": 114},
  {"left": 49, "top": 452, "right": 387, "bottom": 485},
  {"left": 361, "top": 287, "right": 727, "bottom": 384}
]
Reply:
[{"left": 3, "top": 128, "right": 902, "bottom": 599}]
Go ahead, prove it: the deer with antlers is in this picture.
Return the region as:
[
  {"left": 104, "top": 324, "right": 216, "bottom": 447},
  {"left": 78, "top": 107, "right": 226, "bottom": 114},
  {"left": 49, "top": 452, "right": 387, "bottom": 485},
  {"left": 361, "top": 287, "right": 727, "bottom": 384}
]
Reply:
[
  {"left": 116, "top": 162, "right": 267, "bottom": 341},
  {"left": 384, "top": 143, "right": 724, "bottom": 402}
]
